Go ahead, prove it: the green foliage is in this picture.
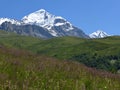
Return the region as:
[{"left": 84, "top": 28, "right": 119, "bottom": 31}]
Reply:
[
  {"left": 0, "top": 30, "right": 120, "bottom": 73},
  {"left": 0, "top": 46, "right": 120, "bottom": 89}
]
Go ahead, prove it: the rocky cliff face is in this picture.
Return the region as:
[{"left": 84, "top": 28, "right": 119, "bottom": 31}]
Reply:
[{"left": 0, "top": 22, "right": 53, "bottom": 38}]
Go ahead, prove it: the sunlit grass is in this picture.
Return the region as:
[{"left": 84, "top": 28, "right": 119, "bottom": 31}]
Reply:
[{"left": 0, "top": 46, "right": 120, "bottom": 89}]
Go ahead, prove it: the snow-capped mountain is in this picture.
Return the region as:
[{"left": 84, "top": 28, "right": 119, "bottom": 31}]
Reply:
[
  {"left": 22, "top": 9, "right": 73, "bottom": 31},
  {"left": 0, "top": 9, "right": 89, "bottom": 38},
  {"left": 22, "top": 9, "right": 88, "bottom": 38},
  {"left": 0, "top": 18, "right": 21, "bottom": 25},
  {"left": 89, "top": 30, "right": 109, "bottom": 38}
]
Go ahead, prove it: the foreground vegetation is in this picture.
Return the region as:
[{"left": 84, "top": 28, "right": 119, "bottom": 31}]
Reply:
[
  {"left": 0, "top": 46, "right": 120, "bottom": 90},
  {"left": 0, "top": 30, "right": 120, "bottom": 73}
]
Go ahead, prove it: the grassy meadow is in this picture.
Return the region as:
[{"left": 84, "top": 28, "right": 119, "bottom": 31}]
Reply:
[
  {"left": 0, "top": 30, "right": 120, "bottom": 73},
  {"left": 0, "top": 46, "right": 120, "bottom": 89},
  {"left": 0, "top": 30, "right": 120, "bottom": 89}
]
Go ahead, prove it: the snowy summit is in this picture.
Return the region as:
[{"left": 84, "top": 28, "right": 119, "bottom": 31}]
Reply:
[
  {"left": 22, "top": 9, "right": 74, "bottom": 36},
  {"left": 89, "top": 30, "right": 109, "bottom": 38},
  {"left": 22, "top": 9, "right": 56, "bottom": 27}
]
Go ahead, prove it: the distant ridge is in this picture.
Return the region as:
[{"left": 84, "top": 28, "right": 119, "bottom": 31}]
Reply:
[{"left": 89, "top": 30, "right": 110, "bottom": 38}]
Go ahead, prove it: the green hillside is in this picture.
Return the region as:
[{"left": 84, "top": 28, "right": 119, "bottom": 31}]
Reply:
[
  {"left": 0, "top": 30, "right": 120, "bottom": 73},
  {"left": 0, "top": 46, "right": 120, "bottom": 90}
]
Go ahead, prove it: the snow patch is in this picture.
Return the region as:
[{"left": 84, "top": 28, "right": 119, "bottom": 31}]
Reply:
[
  {"left": 0, "top": 18, "right": 21, "bottom": 25},
  {"left": 55, "top": 23, "right": 64, "bottom": 26}
]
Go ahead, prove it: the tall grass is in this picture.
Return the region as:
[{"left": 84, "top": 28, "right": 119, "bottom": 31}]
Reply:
[{"left": 0, "top": 46, "right": 120, "bottom": 90}]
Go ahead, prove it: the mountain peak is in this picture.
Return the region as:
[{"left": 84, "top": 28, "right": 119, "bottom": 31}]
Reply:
[
  {"left": 95, "top": 30, "right": 106, "bottom": 34},
  {"left": 0, "top": 9, "right": 89, "bottom": 38},
  {"left": 22, "top": 9, "right": 72, "bottom": 36},
  {"left": 34, "top": 9, "right": 49, "bottom": 14},
  {"left": 89, "top": 30, "right": 109, "bottom": 38},
  {"left": 37, "top": 9, "right": 46, "bottom": 12},
  {"left": 22, "top": 9, "right": 55, "bottom": 27}
]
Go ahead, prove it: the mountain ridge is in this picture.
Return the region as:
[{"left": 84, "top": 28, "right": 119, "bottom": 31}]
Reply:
[{"left": 0, "top": 9, "right": 89, "bottom": 38}]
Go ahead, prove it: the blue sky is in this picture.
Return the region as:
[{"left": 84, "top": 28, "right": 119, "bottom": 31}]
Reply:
[{"left": 0, "top": 0, "right": 120, "bottom": 35}]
